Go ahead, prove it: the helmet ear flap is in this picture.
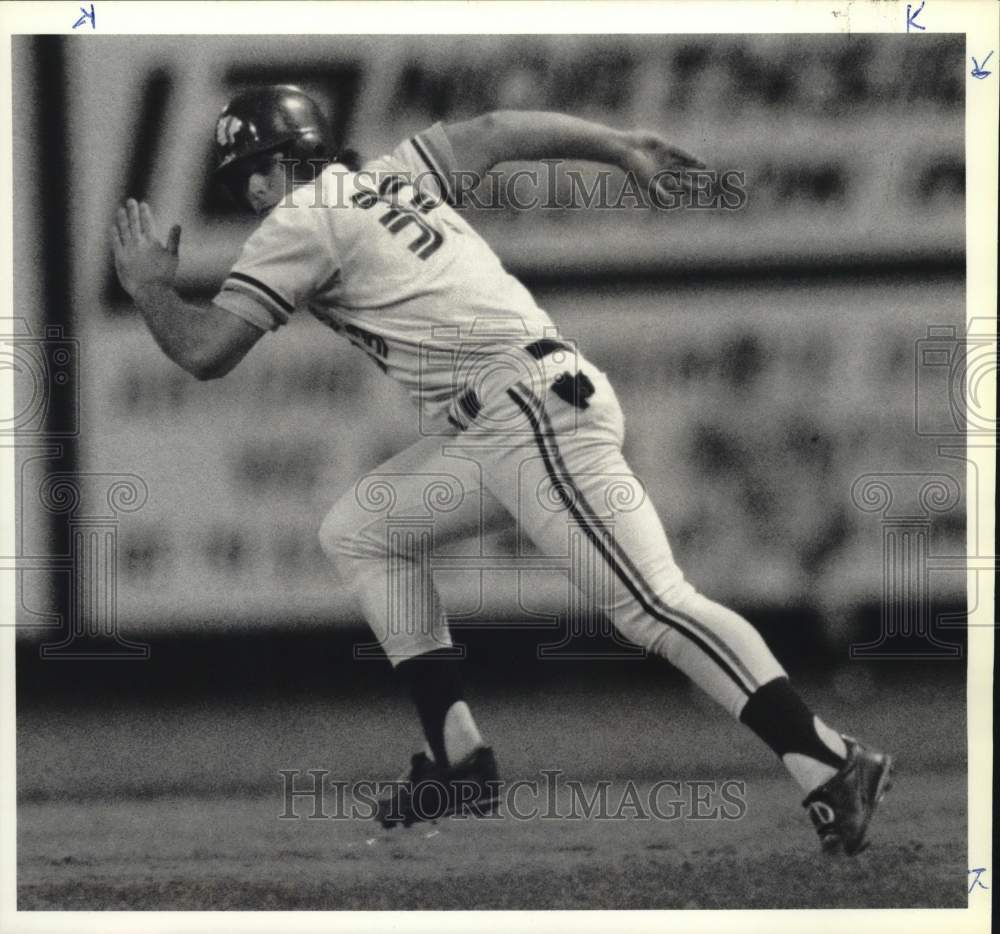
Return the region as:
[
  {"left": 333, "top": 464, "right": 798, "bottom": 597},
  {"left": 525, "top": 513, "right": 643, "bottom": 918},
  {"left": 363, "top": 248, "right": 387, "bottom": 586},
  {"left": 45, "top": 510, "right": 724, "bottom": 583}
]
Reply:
[
  {"left": 216, "top": 145, "right": 283, "bottom": 206},
  {"left": 218, "top": 166, "right": 252, "bottom": 209}
]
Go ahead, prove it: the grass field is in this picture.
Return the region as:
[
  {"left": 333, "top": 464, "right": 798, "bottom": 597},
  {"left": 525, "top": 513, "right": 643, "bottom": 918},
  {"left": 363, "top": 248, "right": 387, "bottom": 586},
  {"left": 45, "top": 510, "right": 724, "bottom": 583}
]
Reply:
[{"left": 17, "top": 669, "right": 968, "bottom": 910}]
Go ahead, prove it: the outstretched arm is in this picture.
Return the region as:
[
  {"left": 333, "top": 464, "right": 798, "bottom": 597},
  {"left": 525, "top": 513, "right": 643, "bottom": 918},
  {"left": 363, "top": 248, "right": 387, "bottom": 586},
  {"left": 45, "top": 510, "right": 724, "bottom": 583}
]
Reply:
[
  {"left": 443, "top": 110, "right": 705, "bottom": 190},
  {"left": 111, "top": 199, "right": 263, "bottom": 380}
]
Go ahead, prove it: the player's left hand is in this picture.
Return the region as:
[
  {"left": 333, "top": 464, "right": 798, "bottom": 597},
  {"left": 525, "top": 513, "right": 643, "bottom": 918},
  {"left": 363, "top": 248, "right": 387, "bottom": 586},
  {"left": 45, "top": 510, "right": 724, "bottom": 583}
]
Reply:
[
  {"left": 111, "top": 199, "right": 182, "bottom": 299},
  {"left": 617, "top": 131, "right": 706, "bottom": 204}
]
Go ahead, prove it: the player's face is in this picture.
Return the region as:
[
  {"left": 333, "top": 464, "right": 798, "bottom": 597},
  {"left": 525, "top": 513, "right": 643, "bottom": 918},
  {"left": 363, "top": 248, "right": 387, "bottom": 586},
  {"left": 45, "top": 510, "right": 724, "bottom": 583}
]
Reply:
[{"left": 242, "top": 152, "right": 288, "bottom": 216}]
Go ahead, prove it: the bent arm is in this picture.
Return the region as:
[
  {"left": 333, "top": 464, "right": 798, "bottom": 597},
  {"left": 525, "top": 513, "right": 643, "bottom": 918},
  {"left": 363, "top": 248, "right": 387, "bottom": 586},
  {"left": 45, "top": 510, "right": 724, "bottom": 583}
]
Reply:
[
  {"left": 134, "top": 283, "right": 263, "bottom": 381},
  {"left": 111, "top": 199, "right": 263, "bottom": 380}
]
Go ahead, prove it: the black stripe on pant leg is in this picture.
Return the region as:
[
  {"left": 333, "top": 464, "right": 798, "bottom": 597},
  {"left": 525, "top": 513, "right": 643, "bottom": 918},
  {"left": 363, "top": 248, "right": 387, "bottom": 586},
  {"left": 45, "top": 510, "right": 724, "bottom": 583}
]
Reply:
[
  {"left": 507, "top": 386, "right": 755, "bottom": 698},
  {"left": 525, "top": 386, "right": 759, "bottom": 692},
  {"left": 517, "top": 381, "right": 758, "bottom": 689}
]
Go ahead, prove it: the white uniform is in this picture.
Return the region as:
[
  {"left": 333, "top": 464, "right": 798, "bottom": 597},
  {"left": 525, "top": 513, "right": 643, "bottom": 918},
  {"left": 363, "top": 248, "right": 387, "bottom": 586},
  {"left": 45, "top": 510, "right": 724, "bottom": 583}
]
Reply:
[
  {"left": 213, "top": 125, "right": 785, "bottom": 719},
  {"left": 214, "top": 124, "right": 561, "bottom": 431}
]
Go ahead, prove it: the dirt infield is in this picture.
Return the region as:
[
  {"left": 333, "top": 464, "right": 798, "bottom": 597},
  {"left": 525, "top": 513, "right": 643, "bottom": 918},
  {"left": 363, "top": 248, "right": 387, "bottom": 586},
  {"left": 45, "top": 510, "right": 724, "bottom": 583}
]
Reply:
[
  {"left": 18, "top": 767, "right": 965, "bottom": 910},
  {"left": 17, "top": 670, "right": 968, "bottom": 910}
]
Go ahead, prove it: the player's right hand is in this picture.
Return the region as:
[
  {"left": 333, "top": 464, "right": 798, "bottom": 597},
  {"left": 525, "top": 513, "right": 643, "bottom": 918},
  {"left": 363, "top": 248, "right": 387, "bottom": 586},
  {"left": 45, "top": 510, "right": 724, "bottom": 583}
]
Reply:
[
  {"left": 111, "top": 199, "right": 182, "bottom": 300},
  {"left": 617, "top": 131, "right": 706, "bottom": 204}
]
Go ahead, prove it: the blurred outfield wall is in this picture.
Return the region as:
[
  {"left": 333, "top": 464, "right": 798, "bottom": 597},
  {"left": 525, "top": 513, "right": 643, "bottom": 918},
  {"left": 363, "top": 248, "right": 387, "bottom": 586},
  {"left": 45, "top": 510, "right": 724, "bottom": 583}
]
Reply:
[{"left": 11, "top": 35, "right": 966, "bottom": 638}]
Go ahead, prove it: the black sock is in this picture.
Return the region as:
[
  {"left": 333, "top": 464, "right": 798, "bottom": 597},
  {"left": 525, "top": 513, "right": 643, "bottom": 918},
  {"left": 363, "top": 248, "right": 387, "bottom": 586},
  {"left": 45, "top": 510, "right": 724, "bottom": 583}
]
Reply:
[
  {"left": 739, "top": 677, "right": 845, "bottom": 768},
  {"left": 396, "top": 648, "right": 465, "bottom": 767}
]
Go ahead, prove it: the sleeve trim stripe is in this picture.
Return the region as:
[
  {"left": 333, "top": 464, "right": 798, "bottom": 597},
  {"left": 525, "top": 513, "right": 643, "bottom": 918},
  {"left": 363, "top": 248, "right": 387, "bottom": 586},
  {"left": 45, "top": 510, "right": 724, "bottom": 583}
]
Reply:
[
  {"left": 410, "top": 136, "right": 453, "bottom": 204},
  {"left": 213, "top": 290, "right": 274, "bottom": 332},
  {"left": 226, "top": 272, "right": 294, "bottom": 315},
  {"left": 221, "top": 282, "right": 289, "bottom": 324}
]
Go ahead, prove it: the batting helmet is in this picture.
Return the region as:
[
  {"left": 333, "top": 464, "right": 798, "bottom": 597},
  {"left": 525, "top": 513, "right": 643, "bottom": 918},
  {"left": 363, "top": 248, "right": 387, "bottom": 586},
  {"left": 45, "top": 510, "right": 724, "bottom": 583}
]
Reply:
[{"left": 213, "top": 85, "right": 333, "bottom": 195}]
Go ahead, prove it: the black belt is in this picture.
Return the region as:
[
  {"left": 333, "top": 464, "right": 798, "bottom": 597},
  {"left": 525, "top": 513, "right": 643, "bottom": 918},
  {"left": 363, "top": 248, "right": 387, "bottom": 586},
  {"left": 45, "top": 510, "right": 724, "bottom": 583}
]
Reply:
[
  {"left": 523, "top": 338, "right": 571, "bottom": 360},
  {"left": 447, "top": 339, "right": 575, "bottom": 432}
]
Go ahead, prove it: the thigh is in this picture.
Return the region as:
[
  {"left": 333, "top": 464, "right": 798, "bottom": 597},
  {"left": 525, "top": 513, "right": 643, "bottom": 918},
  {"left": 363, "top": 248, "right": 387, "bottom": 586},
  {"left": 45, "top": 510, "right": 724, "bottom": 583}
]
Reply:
[
  {"left": 456, "top": 365, "right": 689, "bottom": 611},
  {"left": 331, "top": 433, "right": 513, "bottom": 552}
]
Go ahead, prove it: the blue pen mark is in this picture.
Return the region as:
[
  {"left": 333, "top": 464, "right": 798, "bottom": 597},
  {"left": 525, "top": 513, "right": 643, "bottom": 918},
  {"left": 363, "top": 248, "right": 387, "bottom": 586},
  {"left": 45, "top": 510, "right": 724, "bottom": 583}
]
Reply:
[
  {"left": 906, "top": 1, "right": 926, "bottom": 32},
  {"left": 971, "top": 52, "right": 993, "bottom": 79},
  {"left": 72, "top": 3, "right": 95, "bottom": 29},
  {"left": 967, "top": 868, "right": 988, "bottom": 894}
]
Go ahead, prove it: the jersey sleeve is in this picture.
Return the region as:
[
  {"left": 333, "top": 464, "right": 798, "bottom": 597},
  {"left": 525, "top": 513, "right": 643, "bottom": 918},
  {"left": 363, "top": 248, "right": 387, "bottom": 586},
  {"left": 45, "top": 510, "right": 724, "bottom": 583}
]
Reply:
[
  {"left": 389, "top": 122, "right": 459, "bottom": 206},
  {"left": 213, "top": 204, "right": 339, "bottom": 332}
]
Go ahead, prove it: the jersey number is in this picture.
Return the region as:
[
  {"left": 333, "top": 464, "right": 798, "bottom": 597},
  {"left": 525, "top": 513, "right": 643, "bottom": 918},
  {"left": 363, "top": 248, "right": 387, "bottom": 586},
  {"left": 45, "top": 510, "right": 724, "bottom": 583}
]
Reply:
[{"left": 353, "top": 175, "right": 444, "bottom": 261}]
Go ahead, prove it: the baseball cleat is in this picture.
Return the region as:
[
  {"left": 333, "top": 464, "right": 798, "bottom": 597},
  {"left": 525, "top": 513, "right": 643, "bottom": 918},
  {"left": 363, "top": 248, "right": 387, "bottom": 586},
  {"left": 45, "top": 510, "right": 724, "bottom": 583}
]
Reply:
[
  {"left": 375, "top": 746, "right": 501, "bottom": 828},
  {"left": 802, "top": 736, "right": 894, "bottom": 855}
]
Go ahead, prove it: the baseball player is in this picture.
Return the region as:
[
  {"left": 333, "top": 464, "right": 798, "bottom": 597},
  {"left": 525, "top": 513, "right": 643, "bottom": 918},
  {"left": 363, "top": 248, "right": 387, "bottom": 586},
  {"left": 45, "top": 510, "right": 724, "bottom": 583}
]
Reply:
[{"left": 111, "top": 85, "right": 893, "bottom": 853}]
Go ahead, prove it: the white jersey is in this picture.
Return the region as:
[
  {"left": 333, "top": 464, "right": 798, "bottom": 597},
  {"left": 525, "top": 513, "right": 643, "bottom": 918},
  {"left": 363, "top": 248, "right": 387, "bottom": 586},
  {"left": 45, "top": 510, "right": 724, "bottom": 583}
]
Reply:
[{"left": 213, "top": 123, "right": 562, "bottom": 426}]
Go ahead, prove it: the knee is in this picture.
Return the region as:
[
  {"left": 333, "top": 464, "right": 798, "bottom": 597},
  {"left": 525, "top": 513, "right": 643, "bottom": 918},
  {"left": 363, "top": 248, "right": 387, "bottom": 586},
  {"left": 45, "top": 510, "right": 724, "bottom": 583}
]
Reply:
[
  {"left": 606, "top": 577, "right": 698, "bottom": 655},
  {"left": 318, "top": 493, "right": 381, "bottom": 568},
  {"left": 317, "top": 502, "right": 348, "bottom": 564}
]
